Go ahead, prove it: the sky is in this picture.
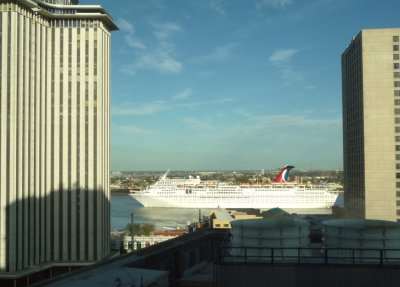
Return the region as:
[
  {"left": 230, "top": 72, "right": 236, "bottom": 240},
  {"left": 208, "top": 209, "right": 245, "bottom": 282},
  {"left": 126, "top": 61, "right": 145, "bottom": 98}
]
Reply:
[{"left": 87, "top": 0, "right": 399, "bottom": 171}]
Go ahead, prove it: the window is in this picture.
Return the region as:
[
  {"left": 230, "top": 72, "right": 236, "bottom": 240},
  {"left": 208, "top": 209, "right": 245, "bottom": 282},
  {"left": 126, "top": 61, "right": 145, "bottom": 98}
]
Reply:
[
  {"left": 396, "top": 181, "right": 400, "bottom": 187},
  {"left": 396, "top": 127, "right": 400, "bottom": 133},
  {"left": 396, "top": 136, "right": 400, "bottom": 142},
  {"left": 396, "top": 117, "right": 400, "bottom": 123},
  {"left": 395, "top": 108, "right": 400, "bottom": 114},
  {"left": 395, "top": 99, "right": 400, "bottom": 105},
  {"left": 396, "top": 90, "right": 400, "bottom": 97},
  {"left": 394, "top": 36, "right": 400, "bottom": 42},
  {"left": 396, "top": 72, "right": 400, "bottom": 78},
  {"left": 395, "top": 45, "right": 400, "bottom": 52},
  {"left": 396, "top": 82, "right": 400, "bottom": 88},
  {"left": 396, "top": 145, "right": 400, "bottom": 151},
  {"left": 395, "top": 63, "right": 400, "bottom": 69},
  {"left": 397, "top": 164, "right": 400, "bottom": 170},
  {"left": 395, "top": 54, "right": 400, "bottom": 60}
]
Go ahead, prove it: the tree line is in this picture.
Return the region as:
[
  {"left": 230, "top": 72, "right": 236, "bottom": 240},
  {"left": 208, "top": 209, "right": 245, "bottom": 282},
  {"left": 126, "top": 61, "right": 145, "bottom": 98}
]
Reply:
[{"left": 125, "top": 223, "right": 156, "bottom": 236}]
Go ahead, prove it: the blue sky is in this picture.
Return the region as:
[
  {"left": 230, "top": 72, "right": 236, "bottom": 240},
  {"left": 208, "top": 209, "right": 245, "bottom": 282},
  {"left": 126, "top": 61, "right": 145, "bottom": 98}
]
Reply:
[{"left": 89, "top": 0, "right": 399, "bottom": 171}]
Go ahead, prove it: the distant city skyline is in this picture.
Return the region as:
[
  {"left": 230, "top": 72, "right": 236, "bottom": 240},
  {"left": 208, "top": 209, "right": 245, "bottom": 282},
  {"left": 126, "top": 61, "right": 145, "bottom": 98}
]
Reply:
[{"left": 90, "top": 0, "right": 400, "bottom": 171}]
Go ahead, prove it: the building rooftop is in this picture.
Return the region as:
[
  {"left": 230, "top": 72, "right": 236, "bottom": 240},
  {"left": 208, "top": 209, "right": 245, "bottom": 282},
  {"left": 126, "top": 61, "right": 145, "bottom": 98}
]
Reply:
[{"left": 15, "top": 0, "right": 119, "bottom": 30}]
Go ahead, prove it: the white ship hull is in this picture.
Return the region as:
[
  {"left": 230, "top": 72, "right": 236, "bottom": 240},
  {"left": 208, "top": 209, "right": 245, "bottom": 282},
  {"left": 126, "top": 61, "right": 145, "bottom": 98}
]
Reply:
[
  {"left": 130, "top": 186, "right": 341, "bottom": 209},
  {"left": 129, "top": 169, "right": 342, "bottom": 209}
]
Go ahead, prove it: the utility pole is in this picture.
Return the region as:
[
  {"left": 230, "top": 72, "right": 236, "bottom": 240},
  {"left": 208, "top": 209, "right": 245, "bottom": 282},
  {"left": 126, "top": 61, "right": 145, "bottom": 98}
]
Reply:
[{"left": 131, "top": 212, "right": 134, "bottom": 251}]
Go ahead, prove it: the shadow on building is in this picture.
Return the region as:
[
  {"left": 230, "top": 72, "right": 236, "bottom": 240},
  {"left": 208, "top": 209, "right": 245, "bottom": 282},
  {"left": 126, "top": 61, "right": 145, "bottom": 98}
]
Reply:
[{"left": 0, "top": 188, "right": 111, "bottom": 287}]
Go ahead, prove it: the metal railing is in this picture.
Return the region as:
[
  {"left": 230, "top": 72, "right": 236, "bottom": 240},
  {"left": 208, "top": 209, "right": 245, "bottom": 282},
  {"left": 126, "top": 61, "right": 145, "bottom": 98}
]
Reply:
[{"left": 217, "top": 246, "right": 400, "bottom": 266}]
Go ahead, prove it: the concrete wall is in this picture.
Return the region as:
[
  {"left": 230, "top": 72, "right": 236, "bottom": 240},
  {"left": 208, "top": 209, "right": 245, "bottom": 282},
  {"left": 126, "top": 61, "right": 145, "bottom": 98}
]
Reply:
[{"left": 362, "top": 29, "right": 398, "bottom": 221}]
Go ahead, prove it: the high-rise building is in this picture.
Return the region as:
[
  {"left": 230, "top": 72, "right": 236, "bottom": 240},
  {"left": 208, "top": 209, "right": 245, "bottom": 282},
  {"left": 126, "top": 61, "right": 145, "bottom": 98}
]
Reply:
[
  {"left": 0, "top": 0, "right": 117, "bottom": 278},
  {"left": 342, "top": 28, "right": 400, "bottom": 221}
]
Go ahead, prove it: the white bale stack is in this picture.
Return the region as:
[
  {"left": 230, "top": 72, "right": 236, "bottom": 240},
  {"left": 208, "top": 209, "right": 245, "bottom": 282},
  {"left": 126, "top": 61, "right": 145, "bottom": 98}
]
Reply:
[{"left": 229, "top": 218, "right": 310, "bottom": 259}]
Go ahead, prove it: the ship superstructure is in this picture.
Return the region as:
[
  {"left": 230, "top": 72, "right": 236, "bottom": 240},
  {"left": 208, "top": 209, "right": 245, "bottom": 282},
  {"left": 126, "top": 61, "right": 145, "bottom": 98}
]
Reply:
[{"left": 130, "top": 166, "right": 342, "bottom": 209}]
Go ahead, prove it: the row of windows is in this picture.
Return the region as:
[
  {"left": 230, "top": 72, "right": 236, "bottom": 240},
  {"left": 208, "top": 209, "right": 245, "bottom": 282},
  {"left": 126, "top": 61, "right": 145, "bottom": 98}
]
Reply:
[
  {"left": 39, "top": 6, "right": 77, "bottom": 15},
  {"left": 42, "top": 0, "right": 77, "bottom": 4},
  {"left": 0, "top": 3, "right": 15, "bottom": 12},
  {"left": 394, "top": 36, "right": 399, "bottom": 78},
  {"left": 396, "top": 65, "right": 400, "bottom": 190},
  {"left": 394, "top": 39, "right": 399, "bottom": 103},
  {"left": 395, "top": 35, "right": 400, "bottom": 155},
  {"left": 395, "top": 39, "right": 400, "bottom": 173},
  {"left": 51, "top": 19, "right": 102, "bottom": 28},
  {"left": 395, "top": 33, "right": 400, "bottom": 181}
]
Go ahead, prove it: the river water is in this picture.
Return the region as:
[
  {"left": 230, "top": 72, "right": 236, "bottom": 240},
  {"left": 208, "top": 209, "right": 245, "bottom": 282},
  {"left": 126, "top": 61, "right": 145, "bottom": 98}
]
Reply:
[
  {"left": 110, "top": 194, "right": 333, "bottom": 232},
  {"left": 110, "top": 194, "right": 212, "bottom": 231}
]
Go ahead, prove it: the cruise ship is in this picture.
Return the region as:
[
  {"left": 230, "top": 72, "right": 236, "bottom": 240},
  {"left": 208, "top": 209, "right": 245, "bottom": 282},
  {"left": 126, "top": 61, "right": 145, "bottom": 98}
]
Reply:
[{"left": 130, "top": 166, "right": 342, "bottom": 209}]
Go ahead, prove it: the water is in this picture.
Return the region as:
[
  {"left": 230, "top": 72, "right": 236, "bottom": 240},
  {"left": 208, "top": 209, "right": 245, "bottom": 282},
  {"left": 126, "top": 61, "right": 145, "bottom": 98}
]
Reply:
[
  {"left": 111, "top": 194, "right": 211, "bottom": 231},
  {"left": 110, "top": 194, "right": 334, "bottom": 232}
]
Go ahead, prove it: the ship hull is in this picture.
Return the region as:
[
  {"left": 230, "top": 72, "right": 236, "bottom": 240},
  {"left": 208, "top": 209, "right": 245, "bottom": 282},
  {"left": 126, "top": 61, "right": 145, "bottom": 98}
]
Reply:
[{"left": 130, "top": 187, "right": 341, "bottom": 209}]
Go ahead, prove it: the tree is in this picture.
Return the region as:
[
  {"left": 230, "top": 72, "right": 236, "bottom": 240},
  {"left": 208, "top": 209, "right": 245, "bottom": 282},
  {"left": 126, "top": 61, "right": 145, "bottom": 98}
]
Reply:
[
  {"left": 125, "top": 223, "right": 155, "bottom": 236},
  {"left": 141, "top": 223, "right": 156, "bottom": 236}
]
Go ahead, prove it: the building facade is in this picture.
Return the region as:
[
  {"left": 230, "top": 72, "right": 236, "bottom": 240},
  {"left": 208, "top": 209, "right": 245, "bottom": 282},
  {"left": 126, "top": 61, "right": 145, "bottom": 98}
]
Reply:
[
  {"left": 342, "top": 28, "right": 400, "bottom": 221},
  {"left": 0, "top": 0, "right": 117, "bottom": 276}
]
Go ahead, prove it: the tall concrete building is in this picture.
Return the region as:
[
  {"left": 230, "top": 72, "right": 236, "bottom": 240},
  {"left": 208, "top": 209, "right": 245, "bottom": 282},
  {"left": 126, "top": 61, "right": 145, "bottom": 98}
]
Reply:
[
  {"left": 342, "top": 28, "right": 400, "bottom": 221},
  {"left": 0, "top": 0, "right": 117, "bottom": 279}
]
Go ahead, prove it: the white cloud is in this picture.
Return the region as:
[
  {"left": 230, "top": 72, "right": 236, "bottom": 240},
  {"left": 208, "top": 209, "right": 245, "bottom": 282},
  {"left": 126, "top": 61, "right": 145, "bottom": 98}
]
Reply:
[
  {"left": 118, "top": 18, "right": 146, "bottom": 50},
  {"left": 258, "top": 114, "right": 341, "bottom": 128},
  {"left": 269, "top": 48, "right": 303, "bottom": 84},
  {"left": 122, "top": 42, "right": 183, "bottom": 75},
  {"left": 155, "top": 51, "right": 183, "bottom": 74},
  {"left": 207, "top": 0, "right": 226, "bottom": 15},
  {"left": 120, "top": 21, "right": 184, "bottom": 75},
  {"left": 181, "top": 117, "right": 216, "bottom": 130},
  {"left": 118, "top": 18, "right": 135, "bottom": 33},
  {"left": 233, "top": 110, "right": 341, "bottom": 130},
  {"left": 116, "top": 125, "right": 155, "bottom": 136},
  {"left": 124, "top": 35, "right": 146, "bottom": 50},
  {"left": 112, "top": 101, "right": 166, "bottom": 116},
  {"left": 112, "top": 97, "right": 233, "bottom": 117},
  {"left": 193, "top": 43, "right": 237, "bottom": 63},
  {"left": 173, "top": 88, "right": 193, "bottom": 100},
  {"left": 269, "top": 48, "right": 297, "bottom": 63},
  {"left": 176, "top": 97, "right": 234, "bottom": 109},
  {"left": 152, "top": 22, "right": 183, "bottom": 40},
  {"left": 255, "top": 0, "right": 293, "bottom": 9}
]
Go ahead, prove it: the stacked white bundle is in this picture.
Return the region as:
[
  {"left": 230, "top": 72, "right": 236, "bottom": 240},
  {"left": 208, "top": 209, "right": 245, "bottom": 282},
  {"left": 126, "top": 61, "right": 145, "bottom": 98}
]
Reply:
[
  {"left": 229, "top": 218, "right": 310, "bottom": 259},
  {"left": 322, "top": 219, "right": 400, "bottom": 262}
]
